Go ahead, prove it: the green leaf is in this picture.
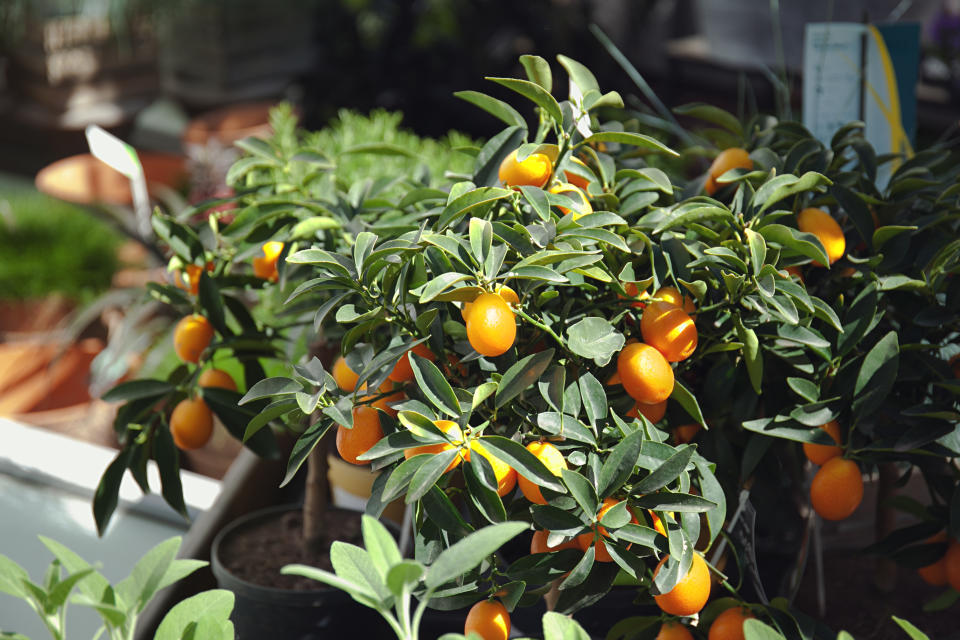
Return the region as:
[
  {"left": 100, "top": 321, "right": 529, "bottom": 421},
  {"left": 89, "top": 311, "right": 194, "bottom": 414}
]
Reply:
[
  {"left": 787, "top": 377, "right": 820, "bottom": 402},
  {"left": 386, "top": 561, "right": 425, "bottom": 598},
  {"left": 93, "top": 447, "right": 135, "bottom": 536},
  {"left": 743, "top": 619, "right": 788, "bottom": 640},
  {"left": 560, "top": 469, "right": 599, "bottom": 517},
  {"left": 853, "top": 331, "right": 899, "bottom": 420},
  {"left": 670, "top": 380, "right": 706, "bottom": 427},
  {"left": 154, "top": 425, "right": 188, "bottom": 520},
  {"left": 245, "top": 398, "right": 299, "bottom": 441},
  {"left": 580, "top": 132, "right": 679, "bottom": 157},
  {"left": 101, "top": 379, "right": 174, "bottom": 403},
  {"left": 566, "top": 317, "right": 625, "bottom": 367},
  {"left": 744, "top": 228, "right": 767, "bottom": 275},
  {"left": 281, "top": 564, "right": 379, "bottom": 608},
  {"left": 599, "top": 430, "right": 642, "bottom": 498},
  {"left": 330, "top": 542, "right": 392, "bottom": 605},
  {"left": 633, "top": 447, "right": 695, "bottom": 494},
  {"left": 115, "top": 537, "right": 182, "bottom": 611},
  {"left": 758, "top": 224, "right": 830, "bottom": 268},
  {"left": 752, "top": 172, "right": 832, "bottom": 215},
  {"left": 463, "top": 456, "right": 507, "bottom": 524},
  {"left": 341, "top": 142, "right": 419, "bottom": 158},
  {"left": 890, "top": 617, "right": 929, "bottom": 640},
  {"left": 439, "top": 187, "right": 513, "bottom": 230},
  {"left": 197, "top": 273, "right": 228, "bottom": 336},
  {"left": 543, "top": 610, "right": 591, "bottom": 640},
  {"left": 873, "top": 225, "right": 917, "bottom": 251},
  {"left": 411, "top": 352, "right": 461, "bottom": 418},
  {"left": 238, "top": 377, "right": 301, "bottom": 405},
  {"left": 736, "top": 318, "right": 763, "bottom": 395},
  {"left": 425, "top": 522, "right": 528, "bottom": 589},
  {"left": 0, "top": 555, "right": 30, "bottom": 599},
  {"left": 154, "top": 590, "right": 235, "bottom": 640},
  {"left": 406, "top": 449, "right": 460, "bottom": 503},
  {"left": 578, "top": 372, "right": 606, "bottom": 427},
  {"left": 495, "top": 350, "right": 554, "bottom": 409},
  {"left": 673, "top": 103, "right": 743, "bottom": 136},
  {"left": 652, "top": 204, "right": 734, "bottom": 234},
  {"left": 520, "top": 54, "right": 553, "bottom": 92},
  {"left": 486, "top": 77, "right": 563, "bottom": 126},
  {"left": 454, "top": 90, "right": 527, "bottom": 129},
  {"left": 478, "top": 436, "right": 565, "bottom": 493},
  {"left": 361, "top": 515, "right": 402, "bottom": 582}
]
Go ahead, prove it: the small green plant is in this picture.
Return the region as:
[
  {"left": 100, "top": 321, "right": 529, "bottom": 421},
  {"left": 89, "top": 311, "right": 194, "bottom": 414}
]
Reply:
[{"left": 0, "top": 536, "right": 233, "bottom": 640}]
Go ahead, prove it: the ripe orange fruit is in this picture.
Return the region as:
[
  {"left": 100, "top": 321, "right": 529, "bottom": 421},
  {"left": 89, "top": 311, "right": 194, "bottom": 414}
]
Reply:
[
  {"left": 576, "top": 497, "right": 636, "bottom": 562},
  {"left": 530, "top": 529, "right": 578, "bottom": 554},
  {"left": 549, "top": 182, "right": 592, "bottom": 219},
  {"left": 649, "top": 510, "right": 668, "bottom": 536},
  {"left": 498, "top": 149, "right": 552, "bottom": 188},
  {"left": 950, "top": 353, "right": 960, "bottom": 379},
  {"left": 653, "top": 552, "right": 711, "bottom": 616},
  {"left": 252, "top": 240, "right": 284, "bottom": 281},
  {"left": 810, "top": 457, "right": 863, "bottom": 520},
  {"left": 517, "top": 441, "right": 567, "bottom": 505},
  {"left": 641, "top": 301, "right": 698, "bottom": 362},
  {"left": 464, "top": 599, "right": 510, "bottom": 640},
  {"left": 332, "top": 356, "right": 360, "bottom": 392},
  {"left": 468, "top": 440, "right": 517, "bottom": 496},
  {"left": 620, "top": 282, "right": 649, "bottom": 309},
  {"left": 197, "top": 368, "right": 237, "bottom": 391},
  {"left": 627, "top": 399, "right": 668, "bottom": 423},
  {"left": 563, "top": 157, "right": 593, "bottom": 190},
  {"left": 462, "top": 284, "right": 519, "bottom": 323},
  {"left": 655, "top": 286, "right": 696, "bottom": 315},
  {"left": 617, "top": 342, "right": 675, "bottom": 404},
  {"left": 389, "top": 342, "right": 435, "bottom": 383},
  {"left": 917, "top": 532, "right": 948, "bottom": 586},
  {"left": 708, "top": 606, "right": 755, "bottom": 640},
  {"left": 466, "top": 293, "right": 517, "bottom": 357},
  {"left": 404, "top": 419, "right": 465, "bottom": 473},
  {"left": 705, "top": 148, "right": 752, "bottom": 195},
  {"left": 803, "top": 420, "right": 843, "bottom": 465},
  {"left": 336, "top": 405, "right": 384, "bottom": 465},
  {"left": 797, "top": 208, "right": 845, "bottom": 266},
  {"left": 170, "top": 397, "right": 214, "bottom": 450},
  {"left": 656, "top": 620, "right": 694, "bottom": 640},
  {"left": 945, "top": 540, "right": 960, "bottom": 591},
  {"left": 173, "top": 314, "right": 214, "bottom": 363},
  {"left": 674, "top": 423, "right": 702, "bottom": 444}
]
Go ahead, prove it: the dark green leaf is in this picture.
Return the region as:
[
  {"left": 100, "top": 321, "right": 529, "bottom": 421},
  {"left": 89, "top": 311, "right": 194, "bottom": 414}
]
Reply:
[{"left": 495, "top": 350, "right": 554, "bottom": 409}]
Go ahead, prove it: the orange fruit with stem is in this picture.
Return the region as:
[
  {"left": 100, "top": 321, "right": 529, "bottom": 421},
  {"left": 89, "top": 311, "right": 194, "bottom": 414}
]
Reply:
[
  {"left": 797, "top": 208, "right": 845, "bottom": 266},
  {"left": 197, "top": 368, "right": 237, "bottom": 391},
  {"left": 656, "top": 620, "right": 694, "bottom": 640},
  {"left": 705, "top": 148, "right": 752, "bottom": 195},
  {"left": 655, "top": 286, "right": 696, "bottom": 315},
  {"left": 653, "top": 552, "right": 711, "bottom": 616},
  {"left": 810, "top": 457, "right": 863, "bottom": 520},
  {"left": 170, "top": 397, "right": 214, "bottom": 450},
  {"left": 498, "top": 149, "right": 551, "bottom": 188},
  {"left": 174, "top": 262, "right": 214, "bottom": 295},
  {"left": 468, "top": 440, "right": 517, "bottom": 496},
  {"left": 336, "top": 405, "right": 384, "bottom": 465},
  {"left": 802, "top": 420, "right": 843, "bottom": 465},
  {"left": 641, "top": 301, "right": 698, "bottom": 362},
  {"left": 464, "top": 598, "right": 510, "bottom": 640},
  {"left": 404, "top": 419, "right": 465, "bottom": 473},
  {"left": 708, "top": 606, "right": 755, "bottom": 640},
  {"left": 617, "top": 342, "right": 675, "bottom": 404},
  {"left": 173, "top": 314, "right": 214, "bottom": 363},
  {"left": 332, "top": 356, "right": 360, "bottom": 392},
  {"left": 389, "top": 343, "right": 435, "bottom": 383},
  {"left": 462, "top": 284, "right": 519, "bottom": 323},
  {"left": 466, "top": 293, "right": 516, "bottom": 357},
  {"left": 517, "top": 441, "right": 567, "bottom": 505},
  {"left": 253, "top": 240, "right": 284, "bottom": 281}
]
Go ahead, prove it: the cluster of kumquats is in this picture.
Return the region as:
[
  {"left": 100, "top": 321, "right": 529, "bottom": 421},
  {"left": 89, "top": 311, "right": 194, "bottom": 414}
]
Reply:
[{"left": 165, "top": 242, "right": 285, "bottom": 451}]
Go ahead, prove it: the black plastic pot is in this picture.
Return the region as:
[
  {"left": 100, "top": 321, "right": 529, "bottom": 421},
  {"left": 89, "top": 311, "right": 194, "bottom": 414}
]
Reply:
[{"left": 211, "top": 504, "right": 394, "bottom": 639}]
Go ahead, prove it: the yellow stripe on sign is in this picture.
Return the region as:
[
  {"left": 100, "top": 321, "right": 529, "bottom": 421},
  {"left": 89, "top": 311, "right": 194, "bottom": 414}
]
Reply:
[{"left": 866, "top": 25, "right": 914, "bottom": 165}]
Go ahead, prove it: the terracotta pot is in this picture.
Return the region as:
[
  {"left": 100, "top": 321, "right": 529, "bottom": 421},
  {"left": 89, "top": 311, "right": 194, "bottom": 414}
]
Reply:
[
  {"left": 34, "top": 152, "right": 187, "bottom": 206},
  {"left": 182, "top": 101, "right": 277, "bottom": 147},
  {"left": 0, "top": 337, "right": 103, "bottom": 415},
  {"left": 0, "top": 296, "right": 74, "bottom": 336}
]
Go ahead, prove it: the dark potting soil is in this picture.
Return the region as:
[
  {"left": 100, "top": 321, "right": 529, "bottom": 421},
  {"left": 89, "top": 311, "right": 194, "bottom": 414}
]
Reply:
[{"left": 218, "top": 509, "right": 363, "bottom": 591}]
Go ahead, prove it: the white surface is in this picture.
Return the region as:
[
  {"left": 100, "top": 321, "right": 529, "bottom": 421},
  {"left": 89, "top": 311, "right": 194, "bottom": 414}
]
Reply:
[{"left": 0, "top": 418, "right": 222, "bottom": 638}]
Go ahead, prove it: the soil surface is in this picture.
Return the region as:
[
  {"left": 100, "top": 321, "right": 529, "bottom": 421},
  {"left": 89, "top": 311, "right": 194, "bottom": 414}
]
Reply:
[
  {"left": 793, "top": 550, "right": 960, "bottom": 639},
  {"left": 218, "top": 508, "right": 363, "bottom": 591}
]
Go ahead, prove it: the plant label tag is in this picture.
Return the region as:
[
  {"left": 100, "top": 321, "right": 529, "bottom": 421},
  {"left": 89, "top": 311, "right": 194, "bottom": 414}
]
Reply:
[{"left": 85, "top": 125, "right": 152, "bottom": 238}]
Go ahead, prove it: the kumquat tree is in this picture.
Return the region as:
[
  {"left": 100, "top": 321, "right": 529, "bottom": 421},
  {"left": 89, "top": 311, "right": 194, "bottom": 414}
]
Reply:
[{"left": 97, "top": 51, "right": 960, "bottom": 640}]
